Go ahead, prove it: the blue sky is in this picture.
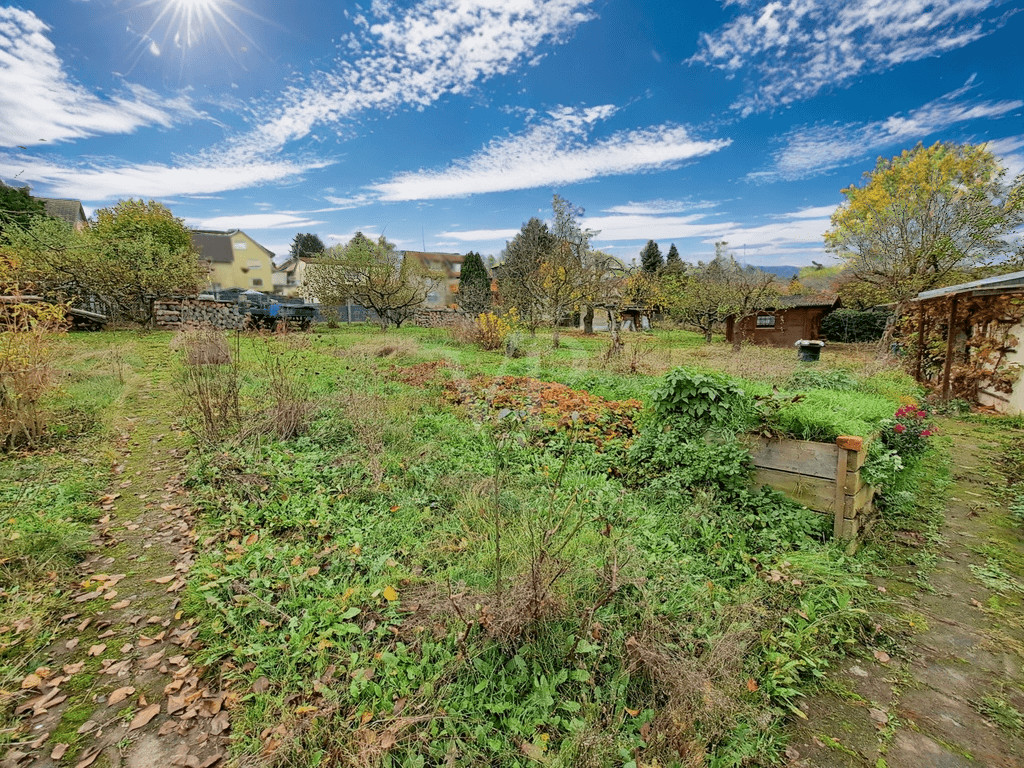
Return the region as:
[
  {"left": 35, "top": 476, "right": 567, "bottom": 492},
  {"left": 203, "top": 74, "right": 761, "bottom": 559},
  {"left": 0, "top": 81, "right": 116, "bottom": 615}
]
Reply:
[{"left": 1, "top": 0, "right": 1022, "bottom": 267}]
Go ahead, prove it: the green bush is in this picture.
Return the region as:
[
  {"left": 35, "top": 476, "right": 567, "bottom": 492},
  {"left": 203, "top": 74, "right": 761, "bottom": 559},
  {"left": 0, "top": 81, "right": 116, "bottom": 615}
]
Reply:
[
  {"left": 786, "top": 368, "right": 859, "bottom": 391},
  {"left": 821, "top": 308, "right": 890, "bottom": 343},
  {"left": 651, "top": 367, "right": 753, "bottom": 434}
]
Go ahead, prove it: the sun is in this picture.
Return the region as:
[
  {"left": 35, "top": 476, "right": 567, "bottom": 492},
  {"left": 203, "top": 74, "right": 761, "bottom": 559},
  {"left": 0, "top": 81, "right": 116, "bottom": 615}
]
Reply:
[{"left": 128, "top": 0, "right": 257, "bottom": 60}]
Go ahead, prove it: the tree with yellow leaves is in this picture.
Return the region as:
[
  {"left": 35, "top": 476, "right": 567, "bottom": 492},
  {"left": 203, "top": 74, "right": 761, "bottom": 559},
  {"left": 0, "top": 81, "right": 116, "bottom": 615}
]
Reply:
[{"left": 826, "top": 142, "right": 1024, "bottom": 304}]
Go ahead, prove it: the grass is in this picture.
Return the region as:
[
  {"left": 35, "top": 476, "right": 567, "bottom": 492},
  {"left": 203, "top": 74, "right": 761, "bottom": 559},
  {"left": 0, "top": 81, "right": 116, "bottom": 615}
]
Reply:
[{"left": 0, "top": 323, "right": 945, "bottom": 765}]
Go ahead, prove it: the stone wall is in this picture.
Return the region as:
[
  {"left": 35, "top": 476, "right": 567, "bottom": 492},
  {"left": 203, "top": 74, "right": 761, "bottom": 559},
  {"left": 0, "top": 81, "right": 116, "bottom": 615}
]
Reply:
[
  {"left": 153, "top": 297, "right": 245, "bottom": 330},
  {"left": 409, "top": 308, "right": 466, "bottom": 328}
]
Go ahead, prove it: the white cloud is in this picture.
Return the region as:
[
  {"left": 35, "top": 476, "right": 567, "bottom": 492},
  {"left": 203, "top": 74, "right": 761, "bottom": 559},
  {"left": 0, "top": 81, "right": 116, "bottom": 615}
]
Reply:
[
  {"left": 323, "top": 194, "right": 374, "bottom": 210},
  {"left": 371, "top": 106, "right": 730, "bottom": 200},
  {"left": 777, "top": 204, "right": 838, "bottom": 219},
  {"left": 191, "top": 213, "right": 326, "bottom": 230},
  {"left": 692, "top": 0, "right": 1010, "bottom": 114},
  {"left": 706, "top": 216, "right": 833, "bottom": 249},
  {"left": 227, "top": 0, "right": 596, "bottom": 160},
  {"left": 582, "top": 213, "right": 730, "bottom": 242},
  {"left": 984, "top": 134, "right": 1024, "bottom": 178},
  {"left": 603, "top": 199, "right": 720, "bottom": 215},
  {"left": 0, "top": 153, "right": 329, "bottom": 201},
  {"left": 437, "top": 228, "right": 521, "bottom": 241},
  {"left": 0, "top": 7, "right": 199, "bottom": 147},
  {"left": 752, "top": 86, "right": 1023, "bottom": 181}
]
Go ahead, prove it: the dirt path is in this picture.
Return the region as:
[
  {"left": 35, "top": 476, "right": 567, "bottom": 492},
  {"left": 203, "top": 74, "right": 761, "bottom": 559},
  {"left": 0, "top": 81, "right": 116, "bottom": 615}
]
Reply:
[
  {"left": 787, "top": 418, "right": 1024, "bottom": 767},
  {"left": 4, "top": 347, "right": 229, "bottom": 768}
]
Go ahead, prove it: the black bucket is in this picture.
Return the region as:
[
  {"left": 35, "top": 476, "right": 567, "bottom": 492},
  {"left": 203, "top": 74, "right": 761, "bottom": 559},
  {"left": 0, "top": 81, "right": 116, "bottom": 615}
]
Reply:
[{"left": 796, "top": 341, "right": 823, "bottom": 362}]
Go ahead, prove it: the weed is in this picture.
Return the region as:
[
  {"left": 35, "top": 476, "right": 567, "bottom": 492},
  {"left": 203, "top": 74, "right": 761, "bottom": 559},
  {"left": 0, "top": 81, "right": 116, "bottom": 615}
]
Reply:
[
  {"left": 173, "top": 326, "right": 241, "bottom": 442},
  {"left": 975, "top": 694, "right": 1024, "bottom": 734}
]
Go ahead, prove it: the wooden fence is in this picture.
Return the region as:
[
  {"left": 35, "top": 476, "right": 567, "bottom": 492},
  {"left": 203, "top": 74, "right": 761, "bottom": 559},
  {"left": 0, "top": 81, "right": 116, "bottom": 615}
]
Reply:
[{"left": 747, "top": 434, "right": 873, "bottom": 550}]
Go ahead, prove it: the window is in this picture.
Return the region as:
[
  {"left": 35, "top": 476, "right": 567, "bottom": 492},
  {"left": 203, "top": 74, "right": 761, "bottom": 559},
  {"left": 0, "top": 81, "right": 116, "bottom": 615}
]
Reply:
[
  {"left": 452, "top": 263, "right": 461, "bottom": 274},
  {"left": 251, "top": 278, "right": 264, "bottom": 287},
  {"left": 756, "top": 314, "right": 776, "bottom": 328},
  {"left": 248, "top": 259, "right": 262, "bottom": 270},
  {"left": 233, "top": 241, "right": 248, "bottom": 250}
]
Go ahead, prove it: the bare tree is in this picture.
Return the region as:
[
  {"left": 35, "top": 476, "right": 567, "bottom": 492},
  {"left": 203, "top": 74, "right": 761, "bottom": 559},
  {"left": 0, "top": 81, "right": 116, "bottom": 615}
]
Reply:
[{"left": 303, "top": 232, "right": 436, "bottom": 330}]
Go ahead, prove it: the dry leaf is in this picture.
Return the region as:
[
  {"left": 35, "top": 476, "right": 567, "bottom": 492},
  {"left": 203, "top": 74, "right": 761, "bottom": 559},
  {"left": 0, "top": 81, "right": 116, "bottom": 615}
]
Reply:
[
  {"left": 746, "top": 677, "right": 759, "bottom": 692},
  {"left": 252, "top": 676, "right": 270, "bottom": 693},
  {"left": 210, "top": 711, "right": 230, "bottom": 735},
  {"left": 360, "top": 710, "right": 373, "bottom": 724},
  {"left": 88, "top": 644, "right": 107, "bottom": 657},
  {"left": 51, "top": 744, "right": 69, "bottom": 760},
  {"left": 167, "top": 694, "right": 187, "bottom": 715},
  {"left": 63, "top": 662, "right": 85, "bottom": 675},
  {"left": 151, "top": 575, "right": 175, "bottom": 584},
  {"left": 108, "top": 686, "right": 136, "bottom": 705},
  {"left": 111, "top": 600, "right": 131, "bottom": 610},
  {"left": 129, "top": 703, "right": 161, "bottom": 730},
  {"left": 75, "top": 748, "right": 100, "bottom": 768},
  {"left": 382, "top": 586, "right": 398, "bottom": 602},
  {"left": 20, "top": 673, "right": 42, "bottom": 690},
  {"left": 66, "top": 638, "right": 80, "bottom": 651},
  {"left": 77, "top": 720, "right": 97, "bottom": 734},
  {"left": 872, "top": 649, "right": 891, "bottom": 664}
]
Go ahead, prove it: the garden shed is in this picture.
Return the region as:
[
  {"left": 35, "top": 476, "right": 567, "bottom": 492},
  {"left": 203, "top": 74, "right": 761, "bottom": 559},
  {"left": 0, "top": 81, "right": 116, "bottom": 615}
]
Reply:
[
  {"left": 907, "top": 270, "right": 1024, "bottom": 413},
  {"left": 726, "top": 293, "right": 840, "bottom": 347}
]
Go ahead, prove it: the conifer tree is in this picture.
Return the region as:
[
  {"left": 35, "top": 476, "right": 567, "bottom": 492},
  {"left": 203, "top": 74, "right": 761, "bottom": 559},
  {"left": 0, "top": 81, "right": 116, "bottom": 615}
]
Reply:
[
  {"left": 457, "top": 250, "right": 491, "bottom": 314},
  {"left": 640, "top": 240, "right": 663, "bottom": 273}
]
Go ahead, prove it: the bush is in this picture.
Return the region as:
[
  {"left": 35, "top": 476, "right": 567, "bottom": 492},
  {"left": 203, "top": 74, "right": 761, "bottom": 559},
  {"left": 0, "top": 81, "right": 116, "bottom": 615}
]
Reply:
[
  {"left": 821, "top": 308, "right": 890, "bottom": 343},
  {"left": 786, "top": 368, "right": 858, "bottom": 391},
  {"left": 173, "top": 327, "right": 240, "bottom": 442},
  {"left": 475, "top": 311, "right": 510, "bottom": 351},
  {"left": 880, "top": 403, "right": 936, "bottom": 458},
  {"left": 0, "top": 279, "right": 66, "bottom": 450},
  {"left": 651, "top": 368, "right": 752, "bottom": 434}
]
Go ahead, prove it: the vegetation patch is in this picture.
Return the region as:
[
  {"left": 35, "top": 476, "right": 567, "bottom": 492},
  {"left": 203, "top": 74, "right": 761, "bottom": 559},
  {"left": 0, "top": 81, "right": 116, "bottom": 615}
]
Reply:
[{"left": 444, "top": 374, "right": 643, "bottom": 444}]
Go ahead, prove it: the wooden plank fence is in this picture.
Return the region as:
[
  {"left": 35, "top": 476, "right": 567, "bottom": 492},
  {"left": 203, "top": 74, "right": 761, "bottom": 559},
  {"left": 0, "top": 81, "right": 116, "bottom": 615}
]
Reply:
[{"left": 747, "top": 434, "right": 874, "bottom": 551}]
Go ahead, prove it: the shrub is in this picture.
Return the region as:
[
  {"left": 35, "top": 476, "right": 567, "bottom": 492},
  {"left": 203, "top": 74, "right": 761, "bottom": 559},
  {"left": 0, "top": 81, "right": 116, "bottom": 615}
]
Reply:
[
  {"left": 475, "top": 311, "right": 510, "bottom": 351},
  {"left": 786, "top": 368, "right": 858, "bottom": 391},
  {"left": 651, "top": 368, "right": 752, "bottom": 434},
  {"left": 821, "top": 308, "right": 890, "bottom": 343},
  {"left": 0, "top": 264, "right": 66, "bottom": 450},
  {"left": 880, "top": 402, "right": 935, "bottom": 458},
  {"left": 174, "top": 326, "right": 240, "bottom": 442}
]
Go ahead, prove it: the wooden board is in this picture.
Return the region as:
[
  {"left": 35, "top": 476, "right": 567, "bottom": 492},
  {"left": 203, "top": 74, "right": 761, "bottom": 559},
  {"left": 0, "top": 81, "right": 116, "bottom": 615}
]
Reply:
[
  {"left": 844, "top": 468, "right": 864, "bottom": 495},
  {"left": 847, "top": 448, "right": 867, "bottom": 472},
  {"left": 753, "top": 468, "right": 836, "bottom": 513},
  {"left": 748, "top": 437, "right": 839, "bottom": 480},
  {"left": 843, "top": 483, "right": 872, "bottom": 519}
]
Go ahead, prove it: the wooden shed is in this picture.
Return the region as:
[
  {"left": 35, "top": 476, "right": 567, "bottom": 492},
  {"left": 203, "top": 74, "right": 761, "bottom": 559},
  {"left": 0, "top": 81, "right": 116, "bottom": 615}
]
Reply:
[
  {"left": 726, "top": 293, "right": 840, "bottom": 347},
  {"left": 908, "top": 270, "right": 1024, "bottom": 413}
]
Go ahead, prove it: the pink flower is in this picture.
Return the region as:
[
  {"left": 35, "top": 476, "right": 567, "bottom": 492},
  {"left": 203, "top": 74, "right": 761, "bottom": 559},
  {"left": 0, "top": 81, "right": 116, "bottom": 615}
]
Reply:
[
  {"left": 916, "top": 410, "right": 927, "bottom": 419},
  {"left": 921, "top": 429, "right": 932, "bottom": 437},
  {"left": 894, "top": 424, "right": 907, "bottom": 434}
]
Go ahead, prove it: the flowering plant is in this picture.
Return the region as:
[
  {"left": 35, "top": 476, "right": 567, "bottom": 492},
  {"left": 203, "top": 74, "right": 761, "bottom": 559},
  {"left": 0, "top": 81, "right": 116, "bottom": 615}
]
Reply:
[{"left": 881, "top": 402, "right": 935, "bottom": 458}]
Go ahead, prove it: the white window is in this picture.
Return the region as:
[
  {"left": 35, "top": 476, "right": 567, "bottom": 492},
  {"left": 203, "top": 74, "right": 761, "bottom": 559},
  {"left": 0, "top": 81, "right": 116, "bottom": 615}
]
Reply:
[
  {"left": 756, "top": 314, "right": 776, "bottom": 328},
  {"left": 452, "top": 263, "right": 461, "bottom": 274},
  {"left": 233, "top": 241, "right": 248, "bottom": 250},
  {"left": 248, "top": 259, "right": 262, "bottom": 270}
]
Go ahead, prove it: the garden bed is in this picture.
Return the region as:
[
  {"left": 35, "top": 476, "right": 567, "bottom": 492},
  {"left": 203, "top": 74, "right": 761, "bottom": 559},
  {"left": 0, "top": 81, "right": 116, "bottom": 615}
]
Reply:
[{"left": 747, "top": 434, "right": 875, "bottom": 549}]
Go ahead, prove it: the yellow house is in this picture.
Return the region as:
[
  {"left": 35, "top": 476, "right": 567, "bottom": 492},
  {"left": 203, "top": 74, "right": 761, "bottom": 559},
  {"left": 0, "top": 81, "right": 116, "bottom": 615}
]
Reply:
[
  {"left": 271, "top": 256, "right": 306, "bottom": 298},
  {"left": 190, "top": 229, "right": 276, "bottom": 291}
]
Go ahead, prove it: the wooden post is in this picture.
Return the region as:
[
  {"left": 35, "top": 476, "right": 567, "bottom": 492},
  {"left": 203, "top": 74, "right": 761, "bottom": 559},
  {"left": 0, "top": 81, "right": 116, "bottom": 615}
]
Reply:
[
  {"left": 940, "top": 294, "right": 959, "bottom": 401},
  {"left": 834, "top": 440, "right": 850, "bottom": 540},
  {"left": 346, "top": 298, "right": 352, "bottom": 324},
  {"left": 915, "top": 301, "right": 926, "bottom": 383}
]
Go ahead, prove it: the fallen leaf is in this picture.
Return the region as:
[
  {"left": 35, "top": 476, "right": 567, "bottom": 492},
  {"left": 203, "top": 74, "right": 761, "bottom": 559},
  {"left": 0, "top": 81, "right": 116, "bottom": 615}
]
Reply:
[
  {"left": 20, "top": 673, "right": 42, "bottom": 690},
  {"left": 210, "top": 711, "right": 230, "bottom": 735},
  {"left": 77, "top": 720, "right": 97, "bottom": 734},
  {"left": 167, "top": 694, "right": 187, "bottom": 715},
  {"left": 151, "top": 575, "right": 175, "bottom": 584},
  {"left": 869, "top": 707, "right": 889, "bottom": 724},
  {"left": 252, "top": 676, "right": 270, "bottom": 693},
  {"left": 75, "top": 590, "right": 103, "bottom": 603},
  {"left": 382, "top": 586, "right": 399, "bottom": 602},
  {"left": 108, "top": 686, "right": 135, "bottom": 705},
  {"left": 872, "top": 649, "right": 891, "bottom": 664},
  {"left": 360, "top": 710, "right": 373, "bottom": 724},
  {"left": 129, "top": 703, "right": 161, "bottom": 730},
  {"left": 111, "top": 600, "right": 131, "bottom": 610},
  {"left": 63, "top": 662, "right": 85, "bottom": 675},
  {"left": 746, "top": 677, "right": 759, "bottom": 692},
  {"left": 51, "top": 744, "right": 69, "bottom": 760},
  {"left": 88, "top": 644, "right": 107, "bottom": 657},
  {"left": 75, "top": 748, "right": 100, "bottom": 768},
  {"left": 141, "top": 650, "right": 165, "bottom": 670},
  {"left": 294, "top": 705, "right": 317, "bottom": 715}
]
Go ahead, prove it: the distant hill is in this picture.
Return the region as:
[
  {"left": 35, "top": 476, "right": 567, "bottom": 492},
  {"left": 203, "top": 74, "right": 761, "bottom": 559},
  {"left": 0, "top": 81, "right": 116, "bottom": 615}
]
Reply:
[{"left": 748, "top": 265, "right": 801, "bottom": 280}]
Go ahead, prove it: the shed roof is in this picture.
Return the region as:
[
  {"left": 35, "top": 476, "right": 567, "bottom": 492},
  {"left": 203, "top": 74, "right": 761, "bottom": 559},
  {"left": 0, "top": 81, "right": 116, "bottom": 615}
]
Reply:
[
  {"left": 770, "top": 292, "right": 841, "bottom": 309},
  {"left": 36, "top": 198, "right": 87, "bottom": 226},
  {"left": 915, "top": 270, "right": 1024, "bottom": 301}
]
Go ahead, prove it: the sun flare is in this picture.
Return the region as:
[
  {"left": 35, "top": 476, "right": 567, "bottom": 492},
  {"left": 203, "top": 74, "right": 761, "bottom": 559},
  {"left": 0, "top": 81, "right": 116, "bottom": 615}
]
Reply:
[{"left": 134, "top": 0, "right": 254, "bottom": 55}]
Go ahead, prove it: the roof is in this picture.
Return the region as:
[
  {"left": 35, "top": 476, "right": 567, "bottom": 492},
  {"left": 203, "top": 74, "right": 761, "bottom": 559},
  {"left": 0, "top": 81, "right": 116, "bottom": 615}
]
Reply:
[
  {"left": 190, "top": 229, "right": 275, "bottom": 264},
  {"left": 36, "top": 197, "right": 87, "bottom": 226},
  {"left": 770, "top": 292, "right": 841, "bottom": 309},
  {"left": 915, "top": 270, "right": 1024, "bottom": 301}
]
